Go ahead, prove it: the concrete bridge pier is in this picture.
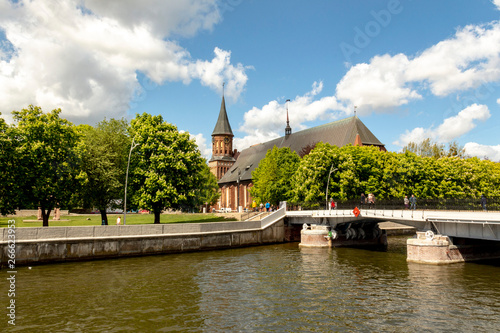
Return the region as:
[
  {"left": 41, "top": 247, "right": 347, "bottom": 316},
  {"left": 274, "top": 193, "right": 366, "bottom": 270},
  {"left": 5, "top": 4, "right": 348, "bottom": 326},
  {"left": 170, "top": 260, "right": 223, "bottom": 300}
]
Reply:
[
  {"left": 299, "top": 224, "right": 387, "bottom": 248},
  {"left": 407, "top": 231, "right": 500, "bottom": 264}
]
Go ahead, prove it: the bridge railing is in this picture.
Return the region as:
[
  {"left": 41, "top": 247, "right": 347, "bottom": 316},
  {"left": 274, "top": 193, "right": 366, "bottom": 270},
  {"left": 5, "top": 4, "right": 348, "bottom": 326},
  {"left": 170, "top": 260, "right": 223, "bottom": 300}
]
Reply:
[
  {"left": 287, "top": 197, "right": 499, "bottom": 212},
  {"left": 260, "top": 207, "right": 286, "bottom": 229}
]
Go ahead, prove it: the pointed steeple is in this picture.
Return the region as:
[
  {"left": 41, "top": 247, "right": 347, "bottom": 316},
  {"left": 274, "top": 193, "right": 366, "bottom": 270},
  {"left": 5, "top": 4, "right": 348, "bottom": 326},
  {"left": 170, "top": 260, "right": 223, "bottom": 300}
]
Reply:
[
  {"left": 285, "top": 99, "right": 291, "bottom": 136},
  {"left": 212, "top": 90, "right": 233, "bottom": 136}
]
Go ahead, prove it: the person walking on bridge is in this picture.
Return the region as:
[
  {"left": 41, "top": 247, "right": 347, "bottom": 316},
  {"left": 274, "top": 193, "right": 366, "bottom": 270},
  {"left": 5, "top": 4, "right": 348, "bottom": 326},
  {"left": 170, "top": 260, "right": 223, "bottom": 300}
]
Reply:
[
  {"left": 409, "top": 194, "right": 417, "bottom": 210},
  {"left": 329, "top": 198, "right": 336, "bottom": 211},
  {"left": 368, "top": 193, "right": 375, "bottom": 209},
  {"left": 481, "top": 194, "right": 487, "bottom": 211}
]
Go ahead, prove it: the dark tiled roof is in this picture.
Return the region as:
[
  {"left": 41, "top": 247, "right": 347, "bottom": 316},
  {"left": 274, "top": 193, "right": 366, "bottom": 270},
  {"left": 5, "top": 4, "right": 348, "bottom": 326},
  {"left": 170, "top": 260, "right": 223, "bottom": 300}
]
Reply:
[
  {"left": 218, "top": 116, "right": 384, "bottom": 184},
  {"left": 212, "top": 96, "right": 233, "bottom": 136}
]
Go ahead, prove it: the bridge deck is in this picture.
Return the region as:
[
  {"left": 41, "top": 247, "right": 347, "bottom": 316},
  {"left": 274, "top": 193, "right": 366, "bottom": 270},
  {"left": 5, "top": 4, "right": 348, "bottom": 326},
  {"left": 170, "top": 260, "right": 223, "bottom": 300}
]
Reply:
[{"left": 285, "top": 209, "right": 500, "bottom": 241}]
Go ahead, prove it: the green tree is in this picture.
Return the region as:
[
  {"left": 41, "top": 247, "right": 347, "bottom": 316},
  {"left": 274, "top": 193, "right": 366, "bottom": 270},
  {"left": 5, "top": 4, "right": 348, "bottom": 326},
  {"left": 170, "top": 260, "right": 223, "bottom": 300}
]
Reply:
[
  {"left": 291, "top": 142, "right": 336, "bottom": 204},
  {"left": 403, "top": 138, "right": 466, "bottom": 158},
  {"left": 193, "top": 162, "right": 220, "bottom": 211},
  {"left": 446, "top": 141, "right": 467, "bottom": 158},
  {"left": 130, "top": 113, "right": 204, "bottom": 223},
  {"left": 13, "top": 106, "right": 83, "bottom": 226},
  {"left": 0, "top": 114, "right": 20, "bottom": 215},
  {"left": 292, "top": 144, "right": 413, "bottom": 203},
  {"left": 251, "top": 146, "right": 300, "bottom": 205},
  {"left": 403, "top": 138, "right": 444, "bottom": 158},
  {"left": 291, "top": 143, "right": 500, "bottom": 203},
  {"left": 77, "top": 118, "right": 130, "bottom": 224}
]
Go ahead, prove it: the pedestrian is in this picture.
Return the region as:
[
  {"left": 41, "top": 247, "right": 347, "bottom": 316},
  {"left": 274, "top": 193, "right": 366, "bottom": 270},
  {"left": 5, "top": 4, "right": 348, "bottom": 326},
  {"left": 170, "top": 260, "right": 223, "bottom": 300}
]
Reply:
[
  {"left": 480, "top": 194, "right": 487, "bottom": 211},
  {"left": 360, "top": 193, "right": 366, "bottom": 206},
  {"left": 116, "top": 216, "right": 121, "bottom": 225},
  {"left": 260, "top": 202, "right": 264, "bottom": 212},
  {"left": 252, "top": 200, "right": 257, "bottom": 212},
  {"left": 404, "top": 195, "right": 409, "bottom": 209},
  {"left": 265, "top": 202, "right": 270, "bottom": 212},
  {"left": 368, "top": 193, "right": 375, "bottom": 208},
  {"left": 329, "top": 198, "right": 335, "bottom": 211},
  {"left": 409, "top": 194, "right": 417, "bottom": 210}
]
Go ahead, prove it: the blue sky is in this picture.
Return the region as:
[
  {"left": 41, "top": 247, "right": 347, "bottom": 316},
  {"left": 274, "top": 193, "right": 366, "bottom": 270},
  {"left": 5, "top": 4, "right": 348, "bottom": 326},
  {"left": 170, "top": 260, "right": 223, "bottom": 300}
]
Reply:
[{"left": 1, "top": 0, "right": 500, "bottom": 160}]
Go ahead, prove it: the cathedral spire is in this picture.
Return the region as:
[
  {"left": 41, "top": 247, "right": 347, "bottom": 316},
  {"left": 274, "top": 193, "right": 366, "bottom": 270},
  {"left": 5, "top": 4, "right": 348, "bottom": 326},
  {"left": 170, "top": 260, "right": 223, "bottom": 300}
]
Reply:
[
  {"left": 285, "top": 99, "right": 292, "bottom": 136},
  {"left": 212, "top": 83, "right": 233, "bottom": 136}
]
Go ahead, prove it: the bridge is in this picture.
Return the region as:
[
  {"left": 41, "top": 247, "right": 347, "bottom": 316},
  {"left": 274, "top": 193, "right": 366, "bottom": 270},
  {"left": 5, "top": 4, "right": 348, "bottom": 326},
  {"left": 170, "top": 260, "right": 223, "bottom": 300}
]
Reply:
[{"left": 261, "top": 206, "right": 500, "bottom": 264}]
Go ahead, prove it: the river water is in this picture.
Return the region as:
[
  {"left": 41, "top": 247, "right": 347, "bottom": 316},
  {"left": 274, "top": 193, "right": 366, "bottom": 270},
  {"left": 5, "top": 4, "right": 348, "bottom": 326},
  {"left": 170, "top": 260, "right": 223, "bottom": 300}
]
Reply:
[{"left": 3, "top": 237, "right": 500, "bottom": 332}]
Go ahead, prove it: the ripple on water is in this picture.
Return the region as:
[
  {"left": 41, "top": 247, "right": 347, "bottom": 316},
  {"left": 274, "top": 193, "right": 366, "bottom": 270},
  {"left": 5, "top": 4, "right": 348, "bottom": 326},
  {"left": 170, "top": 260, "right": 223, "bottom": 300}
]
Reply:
[{"left": 4, "top": 239, "right": 500, "bottom": 332}]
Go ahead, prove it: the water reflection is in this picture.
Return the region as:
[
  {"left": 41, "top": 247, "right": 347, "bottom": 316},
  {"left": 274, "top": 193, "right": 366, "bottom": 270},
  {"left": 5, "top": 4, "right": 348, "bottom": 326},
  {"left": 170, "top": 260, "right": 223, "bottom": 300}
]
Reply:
[
  {"left": 2, "top": 238, "right": 500, "bottom": 332},
  {"left": 407, "top": 261, "right": 500, "bottom": 332}
]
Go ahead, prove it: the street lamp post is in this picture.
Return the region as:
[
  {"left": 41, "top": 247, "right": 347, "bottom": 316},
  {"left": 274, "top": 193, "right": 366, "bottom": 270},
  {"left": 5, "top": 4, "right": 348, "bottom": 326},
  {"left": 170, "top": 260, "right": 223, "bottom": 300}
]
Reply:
[
  {"left": 325, "top": 165, "right": 338, "bottom": 210},
  {"left": 123, "top": 137, "right": 139, "bottom": 225}
]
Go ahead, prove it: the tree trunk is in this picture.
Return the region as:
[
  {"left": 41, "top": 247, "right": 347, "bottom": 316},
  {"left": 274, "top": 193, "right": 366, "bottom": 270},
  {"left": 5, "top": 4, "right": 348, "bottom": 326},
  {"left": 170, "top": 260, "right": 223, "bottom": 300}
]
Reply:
[
  {"left": 99, "top": 209, "right": 108, "bottom": 225},
  {"left": 154, "top": 210, "right": 161, "bottom": 224},
  {"left": 41, "top": 206, "right": 52, "bottom": 227}
]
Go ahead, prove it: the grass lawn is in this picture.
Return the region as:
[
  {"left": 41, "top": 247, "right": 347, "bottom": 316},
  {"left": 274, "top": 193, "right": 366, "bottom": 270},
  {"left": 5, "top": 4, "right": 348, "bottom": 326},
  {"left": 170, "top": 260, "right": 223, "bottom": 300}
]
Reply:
[{"left": 0, "top": 213, "right": 237, "bottom": 228}]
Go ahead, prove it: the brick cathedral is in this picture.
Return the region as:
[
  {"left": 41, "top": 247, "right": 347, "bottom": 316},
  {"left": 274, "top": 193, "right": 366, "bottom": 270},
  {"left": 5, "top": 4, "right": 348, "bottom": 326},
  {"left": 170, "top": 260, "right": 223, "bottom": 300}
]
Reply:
[{"left": 209, "top": 95, "right": 386, "bottom": 212}]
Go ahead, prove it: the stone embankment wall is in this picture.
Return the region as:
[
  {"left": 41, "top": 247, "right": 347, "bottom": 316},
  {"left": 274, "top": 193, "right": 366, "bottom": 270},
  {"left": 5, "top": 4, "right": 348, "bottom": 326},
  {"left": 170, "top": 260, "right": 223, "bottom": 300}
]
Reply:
[{"left": 0, "top": 220, "right": 285, "bottom": 268}]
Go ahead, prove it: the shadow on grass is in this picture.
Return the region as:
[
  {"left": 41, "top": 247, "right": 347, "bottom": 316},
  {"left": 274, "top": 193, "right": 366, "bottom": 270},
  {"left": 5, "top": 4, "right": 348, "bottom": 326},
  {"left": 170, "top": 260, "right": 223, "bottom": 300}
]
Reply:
[{"left": 168, "top": 217, "right": 238, "bottom": 224}]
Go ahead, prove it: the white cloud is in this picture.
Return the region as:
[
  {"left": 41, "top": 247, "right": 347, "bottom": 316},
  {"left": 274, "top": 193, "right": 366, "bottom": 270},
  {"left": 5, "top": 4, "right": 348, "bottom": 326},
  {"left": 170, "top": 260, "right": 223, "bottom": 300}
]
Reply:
[
  {"left": 464, "top": 142, "right": 500, "bottom": 161},
  {"left": 393, "top": 127, "right": 433, "bottom": 148},
  {"left": 494, "top": 0, "right": 500, "bottom": 10},
  {"left": 336, "top": 54, "right": 421, "bottom": 111},
  {"left": 406, "top": 23, "right": 500, "bottom": 96},
  {"left": 189, "top": 47, "right": 252, "bottom": 102},
  {"left": 436, "top": 104, "right": 490, "bottom": 141},
  {"left": 190, "top": 133, "right": 212, "bottom": 160},
  {"left": 393, "top": 104, "right": 491, "bottom": 146},
  {"left": 0, "top": 0, "right": 248, "bottom": 124},
  {"left": 497, "top": 98, "right": 500, "bottom": 104},
  {"left": 336, "top": 22, "right": 500, "bottom": 111},
  {"left": 83, "top": 0, "right": 221, "bottom": 38},
  {"left": 234, "top": 81, "right": 347, "bottom": 150}
]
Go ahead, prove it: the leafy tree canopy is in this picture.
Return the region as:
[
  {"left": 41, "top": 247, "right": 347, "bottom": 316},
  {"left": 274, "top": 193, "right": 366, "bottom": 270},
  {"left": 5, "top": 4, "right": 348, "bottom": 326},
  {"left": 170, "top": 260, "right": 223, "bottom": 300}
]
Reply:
[
  {"left": 76, "top": 118, "right": 130, "bottom": 224},
  {"left": 0, "top": 114, "right": 20, "bottom": 215},
  {"left": 250, "top": 146, "right": 300, "bottom": 205},
  {"left": 12, "top": 105, "right": 83, "bottom": 226},
  {"left": 129, "top": 113, "right": 204, "bottom": 223},
  {"left": 290, "top": 142, "right": 500, "bottom": 205},
  {"left": 193, "top": 162, "right": 221, "bottom": 209},
  {"left": 403, "top": 138, "right": 466, "bottom": 158}
]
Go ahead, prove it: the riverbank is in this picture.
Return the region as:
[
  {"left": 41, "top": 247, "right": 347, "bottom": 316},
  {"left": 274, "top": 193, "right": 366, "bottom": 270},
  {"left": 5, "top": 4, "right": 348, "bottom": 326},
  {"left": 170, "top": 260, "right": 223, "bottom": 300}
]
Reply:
[
  {"left": 0, "top": 213, "right": 237, "bottom": 228},
  {"left": 0, "top": 209, "right": 416, "bottom": 268},
  {"left": 0, "top": 213, "right": 287, "bottom": 268}
]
